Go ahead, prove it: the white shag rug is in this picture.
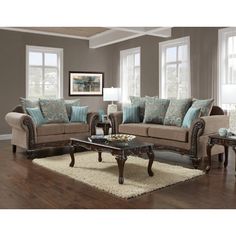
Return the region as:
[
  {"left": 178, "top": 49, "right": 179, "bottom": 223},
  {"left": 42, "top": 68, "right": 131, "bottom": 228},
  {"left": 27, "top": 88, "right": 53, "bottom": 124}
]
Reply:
[{"left": 33, "top": 151, "right": 204, "bottom": 199}]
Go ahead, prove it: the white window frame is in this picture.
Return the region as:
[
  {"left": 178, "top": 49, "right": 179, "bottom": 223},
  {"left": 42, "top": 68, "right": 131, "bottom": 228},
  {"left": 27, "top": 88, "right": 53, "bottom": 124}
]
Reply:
[
  {"left": 120, "top": 47, "right": 141, "bottom": 103},
  {"left": 218, "top": 27, "right": 236, "bottom": 108},
  {"left": 26, "top": 45, "right": 63, "bottom": 98},
  {"left": 159, "top": 36, "right": 191, "bottom": 99}
]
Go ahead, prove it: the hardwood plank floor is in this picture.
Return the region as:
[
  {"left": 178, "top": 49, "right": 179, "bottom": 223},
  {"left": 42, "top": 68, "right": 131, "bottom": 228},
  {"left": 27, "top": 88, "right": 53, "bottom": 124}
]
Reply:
[{"left": 0, "top": 140, "right": 235, "bottom": 209}]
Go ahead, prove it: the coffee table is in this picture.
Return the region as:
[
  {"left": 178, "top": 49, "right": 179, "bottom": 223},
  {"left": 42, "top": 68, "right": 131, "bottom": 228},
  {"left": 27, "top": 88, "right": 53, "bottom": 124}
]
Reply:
[{"left": 69, "top": 137, "right": 155, "bottom": 184}]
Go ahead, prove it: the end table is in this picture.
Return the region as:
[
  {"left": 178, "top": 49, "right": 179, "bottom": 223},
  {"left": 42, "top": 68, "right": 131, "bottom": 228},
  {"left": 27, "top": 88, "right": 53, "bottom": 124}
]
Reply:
[
  {"left": 206, "top": 134, "right": 236, "bottom": 174},
  {"left": 96, "top": 121, "right": 111, "bottom": 135}
]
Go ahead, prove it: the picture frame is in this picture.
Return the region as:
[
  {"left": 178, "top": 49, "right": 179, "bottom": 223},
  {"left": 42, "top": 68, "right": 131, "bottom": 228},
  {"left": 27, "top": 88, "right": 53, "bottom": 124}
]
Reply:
[{"left": 69, "top": 71, "right": 104, "bottom": 96}]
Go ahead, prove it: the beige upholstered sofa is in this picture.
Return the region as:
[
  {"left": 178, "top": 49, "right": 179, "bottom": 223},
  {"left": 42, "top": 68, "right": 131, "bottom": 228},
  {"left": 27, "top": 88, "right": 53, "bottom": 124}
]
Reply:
[
  {"left": 5, "top": 105, "right": 99, "bottom": 157},
  {"left": 109, "top": 106, "right": 229, "bottom": 168}
]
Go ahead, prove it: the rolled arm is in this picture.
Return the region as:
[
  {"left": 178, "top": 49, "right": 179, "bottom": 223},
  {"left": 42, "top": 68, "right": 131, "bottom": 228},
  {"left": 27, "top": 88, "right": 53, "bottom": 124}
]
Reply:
[
  {"left": 5, "top": 112, "right": 36, "bottom": 149},
  {"left": 87, "top": 112, "right": 99, "bottom": 135},
  {"left": 200, "top": 115, "right": 229, "bottom": 135},
  {"left": 109, "top": 112, "right": 123, "bottom": 134}
]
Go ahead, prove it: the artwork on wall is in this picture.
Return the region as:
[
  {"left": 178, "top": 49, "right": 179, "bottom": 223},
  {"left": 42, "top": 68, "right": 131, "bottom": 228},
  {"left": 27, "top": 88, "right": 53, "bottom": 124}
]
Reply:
[{"left": 69, "top": 71, "right": 104, "bottom": 96}]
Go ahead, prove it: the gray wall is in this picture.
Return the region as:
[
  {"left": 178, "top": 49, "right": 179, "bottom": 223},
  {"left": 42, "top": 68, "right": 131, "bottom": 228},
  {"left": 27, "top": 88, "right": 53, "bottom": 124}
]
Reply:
[
  {"left": 0, "top": 29, "right": 113, "bottom": 134},
  {"left": 112, "top": 27, "right": 220, "bottom": 101}
]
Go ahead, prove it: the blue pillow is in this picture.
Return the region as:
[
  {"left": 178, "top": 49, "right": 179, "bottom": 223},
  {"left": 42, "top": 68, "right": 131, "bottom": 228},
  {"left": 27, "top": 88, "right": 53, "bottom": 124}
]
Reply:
[
  {"left": 26, "top": 107, "right": 46, "bottom": 127},
  {"left": 70, "top": 106, "right": 88, "bottom": 123},
  {"left": 182, "top": 107, "right": 201, "bottom": 128},
  {"left": 122, "top": 105, "right": 140, "bottom": 123}
]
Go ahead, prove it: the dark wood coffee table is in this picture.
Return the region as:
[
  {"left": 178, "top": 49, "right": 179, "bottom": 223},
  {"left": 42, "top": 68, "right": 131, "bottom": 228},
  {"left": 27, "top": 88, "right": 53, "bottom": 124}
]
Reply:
[{"left": 69, "top": 137, "right": 155, "bottom": 184}]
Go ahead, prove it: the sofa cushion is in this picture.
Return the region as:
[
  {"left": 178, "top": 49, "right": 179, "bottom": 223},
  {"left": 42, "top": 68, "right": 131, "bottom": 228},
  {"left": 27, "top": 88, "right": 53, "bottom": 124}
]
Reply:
[
  {"left": 70, "top": 106, "right": 88, "bottom": 123},
  {"left": 64, "top": 123, "right": 89, "bottom": 134},
  {"left": 65, "top": 99, "right": 80, "bottom": 119},
  {"left": 37, "top": 124, "right": 65, "bottom": 136},
  {"left": 191, "top": 98, "right": 214, "bottom": 116},
  {"left": 182, "top": 107, "right": 201, "bottom": 128},
  {"left": 20, "top": 97, "right": 39, "bottom": 114},
  {"left": 164, "top": 98, "right": 192, "bottom": 127},
  {"left": 119, "top": 123, "right": 152, "bottom": 136},
  {"left": 39, "top": 98, "right": 69, "bottom": 123},
  {"left": 122, "top": 105, "right": 140, "bottom": 123},
  {"left": 26, "top": 107, "right": 46, "bottom": 127},
  {"left": 148, "top": 125, "right": 189, "bottom": 142},
  {"left": 143, "top": 98, "right": 169, "bottom": 124}
]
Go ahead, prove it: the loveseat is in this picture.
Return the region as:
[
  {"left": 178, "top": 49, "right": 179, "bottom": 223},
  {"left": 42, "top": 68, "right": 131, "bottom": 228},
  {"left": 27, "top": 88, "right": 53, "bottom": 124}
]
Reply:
[
  {"left": 5, "top": 105, "right": 99, "bottom": 157},
  {"left": 109, "top": 106, "right": 229, "bottom": 168}
]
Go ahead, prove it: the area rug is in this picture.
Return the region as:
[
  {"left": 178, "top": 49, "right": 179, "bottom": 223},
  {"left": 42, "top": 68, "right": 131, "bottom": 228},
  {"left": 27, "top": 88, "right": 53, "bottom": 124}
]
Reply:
[{"left": 33, "top": 151, "right": 204, "bottom": 199}]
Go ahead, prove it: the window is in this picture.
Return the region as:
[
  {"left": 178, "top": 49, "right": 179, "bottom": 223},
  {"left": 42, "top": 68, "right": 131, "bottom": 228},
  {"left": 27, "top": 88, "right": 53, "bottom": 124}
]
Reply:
[
  {"left": 120, "top": 47, "right": 140, "bottom": 103},
  {"left": 159, "top": 36, "right": 190, "bottom": 99},
  {"left": 26, "top": 45, "right": 63, "bottom": 99},
  {"left": 218, "top": 28, "right": 236, "bottom": 110}
]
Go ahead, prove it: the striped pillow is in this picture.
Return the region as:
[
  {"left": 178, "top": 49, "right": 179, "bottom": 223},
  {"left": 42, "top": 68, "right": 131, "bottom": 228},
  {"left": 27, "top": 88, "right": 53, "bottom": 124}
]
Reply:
[
  {"left": 122, "top": 105, "right": 140, "bottom": 123},
  {"left": 26, "top": 107, "right": 46, "bottom": 127},
  {"left": 70, "top": 106, "right": 88, "bottom": 123}
]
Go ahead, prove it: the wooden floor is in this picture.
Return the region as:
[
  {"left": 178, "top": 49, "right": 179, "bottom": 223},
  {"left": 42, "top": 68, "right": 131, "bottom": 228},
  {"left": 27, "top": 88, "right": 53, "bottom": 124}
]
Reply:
[{"left": 0, "top": 140, "right": 235, "bottom": 209}]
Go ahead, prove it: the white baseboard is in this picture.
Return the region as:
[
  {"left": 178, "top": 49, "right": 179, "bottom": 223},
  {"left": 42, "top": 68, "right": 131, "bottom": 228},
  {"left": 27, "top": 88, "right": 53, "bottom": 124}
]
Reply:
[{"left": 0, "top": 134, "right": 12, "bottom": 140}]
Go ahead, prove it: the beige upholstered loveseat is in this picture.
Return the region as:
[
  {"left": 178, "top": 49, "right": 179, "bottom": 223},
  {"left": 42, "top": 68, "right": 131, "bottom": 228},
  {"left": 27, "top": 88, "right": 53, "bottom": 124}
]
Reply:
[
  {"left": 109, "top": 106, "right": 229, "bottom": 168},
  {"left": 5, "top": 105, "right": 99, "bottom": 157}
]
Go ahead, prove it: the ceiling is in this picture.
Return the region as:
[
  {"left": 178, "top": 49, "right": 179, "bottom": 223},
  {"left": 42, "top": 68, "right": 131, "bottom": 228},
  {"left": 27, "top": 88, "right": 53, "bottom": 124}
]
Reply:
[{"left": 2, "top": 27, "right": 172, "bottom": 48}]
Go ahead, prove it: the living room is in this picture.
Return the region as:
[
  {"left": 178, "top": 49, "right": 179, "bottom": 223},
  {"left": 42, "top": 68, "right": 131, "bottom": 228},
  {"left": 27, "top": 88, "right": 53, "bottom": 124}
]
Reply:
[{"left": 0, "top": 1, "right": 235, "bottom": 236}]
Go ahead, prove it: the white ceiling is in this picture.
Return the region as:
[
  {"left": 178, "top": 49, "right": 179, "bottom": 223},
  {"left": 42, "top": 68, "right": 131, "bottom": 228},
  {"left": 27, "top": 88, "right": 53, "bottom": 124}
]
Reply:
[{"left": 1, "top": 27, "right": 172, "bottom": 48}]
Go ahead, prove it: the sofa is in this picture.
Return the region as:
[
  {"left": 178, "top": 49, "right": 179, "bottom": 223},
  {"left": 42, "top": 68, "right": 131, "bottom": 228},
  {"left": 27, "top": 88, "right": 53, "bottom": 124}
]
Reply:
[
  {"left": 5, "top": 105, "right": 99, "bottom": 157},
  {"left": 109, "top": 106, "right": 229, "bottom": 168}
]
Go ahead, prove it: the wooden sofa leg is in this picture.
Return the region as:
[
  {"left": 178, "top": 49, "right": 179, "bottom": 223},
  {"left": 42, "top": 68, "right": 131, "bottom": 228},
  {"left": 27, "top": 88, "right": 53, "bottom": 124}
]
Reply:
[
  {"left": 192, "top": 158, "right": 201, "bottom": 169},
  {"left": 218, "top": 153, "right": 223, "bottom": 163},
  {"left": 12, "top": 145, "right": 17, "bottom": 153}
]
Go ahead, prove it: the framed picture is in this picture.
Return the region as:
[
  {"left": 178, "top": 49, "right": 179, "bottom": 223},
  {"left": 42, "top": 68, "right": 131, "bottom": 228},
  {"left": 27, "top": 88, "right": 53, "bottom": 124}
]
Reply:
[{"left": 69, "top": 71, "right": 104, "bottom": 96}]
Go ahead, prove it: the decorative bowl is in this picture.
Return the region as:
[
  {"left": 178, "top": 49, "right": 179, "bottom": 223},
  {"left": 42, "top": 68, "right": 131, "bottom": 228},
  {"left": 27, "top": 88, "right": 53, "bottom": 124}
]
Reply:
[
  {"left": 218, "top": 128, "right": 228, "bottom": 137},
  {"left": 105, "top": 134, "right": 136, "bottom": 143}
]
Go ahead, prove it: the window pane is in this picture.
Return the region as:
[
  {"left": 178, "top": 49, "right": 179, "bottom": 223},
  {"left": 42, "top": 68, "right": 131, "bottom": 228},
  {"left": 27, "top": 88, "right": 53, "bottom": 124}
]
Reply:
[
  {"left": 178, "top": 63, "right": 189, "bottom": 98},
  {"left": 178, "top": 45, "right": 188, "bottom": 61},
  {"left": 134, "top": 53, "right": 140, "bottom": 66},
  {"left": 228, "top": 36, "right": 236, "bottom": 55},
  {"left": 29, "top": 52, "right": 42, "bottom": 66},
  {"left": 45, "top": 68, "right": 58, "bottom": 85},
  {"left": 228, "top": 58, "right": 236, "bottom": 83},
  {"left": 166, "top": 47, "right": 177, "bottom": 62},
  {"left": 28, "top": 84, "right": 43, "bottom": 98},
  {"left": 29, "top": 67, "right": 43, "bottom": 84},
  {"left": 44, "top": 84, "right": 58, "bottom": 98},
  {"left": 166, "top": 64, "right": 178, "bottom": 98},
  {"left": 45, "top": 53, "right": 58, "bottom": 66}
]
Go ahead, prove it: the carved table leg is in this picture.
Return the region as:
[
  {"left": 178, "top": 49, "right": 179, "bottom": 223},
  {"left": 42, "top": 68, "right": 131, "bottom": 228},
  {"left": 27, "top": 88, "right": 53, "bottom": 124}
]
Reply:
[
  {"left": 147, "top": 147, "right": 154, "bottom": 176},
  {"left": 218, "top": 153, "right": 223, "bottom": 163},
  {"left": 69, "top": 142, "right": 75, "bottom": 167},
  {"left": 115, "top": 154, "right": 127, "bottom": 184},
  {"left": 232, "top": 146, "right": 236, "bottom": 175},
  {"left": 206, "top": 142, "right": 213, "bottom": 172},
  {"left": 224, "top": 146, "right": 229, "bottom": 168},
  {"left": 98, "top": 151, "right": 102, "bottom": 162}
]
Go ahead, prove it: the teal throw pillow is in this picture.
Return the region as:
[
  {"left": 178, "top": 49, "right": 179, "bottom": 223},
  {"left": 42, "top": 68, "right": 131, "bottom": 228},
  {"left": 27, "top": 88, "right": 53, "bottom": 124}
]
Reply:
[
  {"left": 191, "top": 98, "right": 214, "bottom": 116},
  {"left": 70, "top": 106, "right": 88, "bottom": 123},
  {"left": 39, "top": 98, "right": 69, "bottom": 123},
  {"left": 20, "top": 97, "right": 39, "bottom": 114},
  {"left": 122, "top": 105, "right": 140, "bottom": 123},
  {"left": 182, "top": 107, "right": 201, "bottom": 128},
  {"left": 64, "top": 99, "right": 80, "bottom": 119},
  {"left": 143, "top": 98, "right": 170, "bottom": 124},
  {"left": 164, "top": 98, "right": 192, "bottom": 127},
  {"left": 26, "top": 107, "right": 46, "bottom": 127}
]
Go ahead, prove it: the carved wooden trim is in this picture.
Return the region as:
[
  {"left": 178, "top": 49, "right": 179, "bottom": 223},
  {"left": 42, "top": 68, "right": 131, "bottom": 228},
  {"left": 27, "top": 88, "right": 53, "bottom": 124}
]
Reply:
[
  {"left": 90, "top": 114, "right": 99, "bottom": 135},
  {"left": 22, "top": 116, "right": 36, "bottom": 150},
  {"left": 108, "top": 113, "right": 117, "bottom": 134}
]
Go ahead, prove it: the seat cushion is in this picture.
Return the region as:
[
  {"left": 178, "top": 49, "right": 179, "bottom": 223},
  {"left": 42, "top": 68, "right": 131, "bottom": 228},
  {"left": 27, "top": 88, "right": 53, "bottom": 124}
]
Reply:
[
  {"left": 148, "top": 125, "right": 189, "bottom": 142},
  {"left": 64, "top": 123, "right": 89, "bottom": 134},
  {"left": 119, "top": 123, "right": 152, "bottom": 136},
  {"left": 37, "top": 124, "right": 65, "bottom": 136}
]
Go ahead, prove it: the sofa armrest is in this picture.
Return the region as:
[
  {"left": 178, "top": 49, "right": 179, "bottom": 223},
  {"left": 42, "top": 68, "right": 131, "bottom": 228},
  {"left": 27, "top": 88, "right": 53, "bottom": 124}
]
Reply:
[
  {"left": 5, "top": 112, "right": 36, "bottom": 148},
  {"left": 87, "top": 112, "right": 99, "bottom": 135},
  {"left": 109, "top": 112, "right": 123, "bottom": 134},
  {"left": 201, "top": 115, "right": 229, "bottom": 135}
]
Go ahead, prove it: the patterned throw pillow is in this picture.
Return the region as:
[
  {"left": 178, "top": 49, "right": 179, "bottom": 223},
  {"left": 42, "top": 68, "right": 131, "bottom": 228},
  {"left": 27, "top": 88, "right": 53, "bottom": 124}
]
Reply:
[
  {"left": 143, "top": 98, "right": 170, "bottom": 124},
  {"left": 70, "top": 106, "right": 88, "bottom": 123},
  {"left": 122, "top": 105, "right": 140, "bottom": 123},
  {"left": 191, "top": 98, "right": 214, "bottom": 116},
  {"left": 64, "top": 99, "right": 80, "bottom": 119},
  {"left": 182, "top": 107, "right": 201, "bottom": 128},
  {"left": 20, "top": 97, "right": 39, "bottom": 114},
  {"left": 130, "top": 96, "right": 158, "bottom": 121},
  {"left": 26, "top": 107, "right": 46, "bottom": 127},
  {"left": 39, "top": 98, "right": 69, "bottom": 123},
  {"left": 164, "top": 98, "right": 192, "bottom": 127}
]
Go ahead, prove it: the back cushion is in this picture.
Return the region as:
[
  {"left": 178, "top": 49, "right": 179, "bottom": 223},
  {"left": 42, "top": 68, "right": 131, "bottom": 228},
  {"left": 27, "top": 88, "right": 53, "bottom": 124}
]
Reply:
[
  {"left": 20, "top": 97, "right": 39, "bottom": 114},
  {"left": 64, "top": 99, "right": 80, "bottom": 119},
  {"left": 191, "top": 98, "right": 214, "bottom": 116},
  {"left": 164, "top": 98, "right": 192, "bottom": 127}
]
